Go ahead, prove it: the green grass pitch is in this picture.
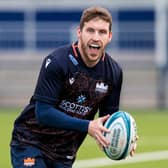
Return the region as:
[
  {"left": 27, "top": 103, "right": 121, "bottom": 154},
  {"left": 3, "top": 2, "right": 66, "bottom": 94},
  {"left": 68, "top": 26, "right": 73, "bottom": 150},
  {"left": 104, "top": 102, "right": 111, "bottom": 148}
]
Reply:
[{"left": 1, "top": 108, "right": 168, "bottom": 168}]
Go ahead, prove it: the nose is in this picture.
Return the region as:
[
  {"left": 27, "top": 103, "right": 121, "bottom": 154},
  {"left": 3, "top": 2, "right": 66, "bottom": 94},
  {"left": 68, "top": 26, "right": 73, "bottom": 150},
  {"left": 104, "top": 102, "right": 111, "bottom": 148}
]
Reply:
[{"left": 92, "top": 31, "right": 100, "bottom": 41}]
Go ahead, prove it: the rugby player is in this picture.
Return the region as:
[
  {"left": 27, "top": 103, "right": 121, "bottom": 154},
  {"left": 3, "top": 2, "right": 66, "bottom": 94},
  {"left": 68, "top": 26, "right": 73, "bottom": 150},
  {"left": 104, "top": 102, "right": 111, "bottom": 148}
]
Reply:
[{"left": 10, "top": 6, "right": 127, "bottom": 168}]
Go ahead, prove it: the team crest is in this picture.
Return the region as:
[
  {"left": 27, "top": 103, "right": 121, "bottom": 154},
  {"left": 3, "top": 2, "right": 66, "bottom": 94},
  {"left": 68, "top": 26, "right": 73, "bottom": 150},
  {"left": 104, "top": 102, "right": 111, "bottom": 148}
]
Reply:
[
  {"left": 24, "top": 157, "right": 35, "bottom": 167},
  {"left": 95, "top": 82, "right": 108, "bottom": 93}
]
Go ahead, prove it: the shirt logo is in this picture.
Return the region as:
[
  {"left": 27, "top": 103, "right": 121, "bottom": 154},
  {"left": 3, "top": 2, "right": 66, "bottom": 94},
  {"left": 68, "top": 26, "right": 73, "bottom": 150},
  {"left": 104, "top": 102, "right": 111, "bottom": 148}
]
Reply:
[
  {"left": 68, "top": 54, "right": 78, "bottom": 66},
  {"left": 77, "top": 95, "right": 86, "bottom": 104},
  {"left": 69, "top": 77, "right": 75, "bottom": 85},
  {"left": 24, "top": 157, "right": 35, "bottom": 167},
  {"left": 59, "top": 100, "right": 92, "bottom": 115},
  {"left": 95, "top": 82, "right": 108, "bottom": 93},
  {"left": 66, "top": 155, "right": 74, "bottom": 160},
  {"left": 45, "top": 58, "right": 51, "bottom": 68}
]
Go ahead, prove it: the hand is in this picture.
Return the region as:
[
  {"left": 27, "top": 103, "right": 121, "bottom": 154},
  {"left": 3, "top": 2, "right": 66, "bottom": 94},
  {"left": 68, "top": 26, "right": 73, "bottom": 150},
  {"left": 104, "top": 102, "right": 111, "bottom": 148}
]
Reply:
[
  {"left": 88, "top": 115, "right": 110, "bottom": 149},
  {"left": 130, "top": 135, "right": 139, "bottom": 157}
]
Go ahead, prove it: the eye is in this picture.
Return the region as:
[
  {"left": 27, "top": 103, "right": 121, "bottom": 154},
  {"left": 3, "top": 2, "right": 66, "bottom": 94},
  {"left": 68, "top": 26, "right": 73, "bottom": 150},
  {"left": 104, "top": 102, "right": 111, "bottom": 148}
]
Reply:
[
  {"left": 99, "top": 29, "right": 107, "bottom": 35},
  {"left": 87, "top": 28, "right": 95, "bottom": 33}
]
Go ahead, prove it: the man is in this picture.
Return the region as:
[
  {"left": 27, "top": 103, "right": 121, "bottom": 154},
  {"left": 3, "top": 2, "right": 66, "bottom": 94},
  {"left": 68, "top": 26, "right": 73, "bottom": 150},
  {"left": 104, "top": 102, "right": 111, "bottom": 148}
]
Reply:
[{"left": 10, "top": 6, "right": 133, "bottom": 168}]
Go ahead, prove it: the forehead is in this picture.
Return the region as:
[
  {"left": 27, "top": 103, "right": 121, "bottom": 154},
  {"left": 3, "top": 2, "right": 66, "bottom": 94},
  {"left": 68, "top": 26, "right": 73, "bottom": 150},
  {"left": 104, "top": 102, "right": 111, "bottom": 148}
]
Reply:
[{"left": 83, "top": 18, "right": 110, "bottom": 31}]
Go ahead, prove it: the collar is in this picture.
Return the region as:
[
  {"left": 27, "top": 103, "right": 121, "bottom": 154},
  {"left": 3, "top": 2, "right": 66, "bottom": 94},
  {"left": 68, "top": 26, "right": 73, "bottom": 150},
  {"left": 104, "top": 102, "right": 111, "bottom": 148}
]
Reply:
[{"left": 72, "top": 42, "right": 78, "bottom": 57}]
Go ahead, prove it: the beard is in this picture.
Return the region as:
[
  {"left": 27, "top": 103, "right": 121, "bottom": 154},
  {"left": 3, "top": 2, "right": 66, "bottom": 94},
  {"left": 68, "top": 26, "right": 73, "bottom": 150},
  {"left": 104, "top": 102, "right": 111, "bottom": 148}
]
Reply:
[{"left": 79, "top": 37, "right": 104, "bottom": 63}]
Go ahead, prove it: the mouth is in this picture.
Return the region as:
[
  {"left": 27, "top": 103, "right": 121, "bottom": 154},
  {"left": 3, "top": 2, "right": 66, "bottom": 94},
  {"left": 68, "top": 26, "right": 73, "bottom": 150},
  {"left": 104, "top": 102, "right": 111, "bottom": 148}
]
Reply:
[{"left": 88, "top": 44, "right": 101, "bottom": 50}]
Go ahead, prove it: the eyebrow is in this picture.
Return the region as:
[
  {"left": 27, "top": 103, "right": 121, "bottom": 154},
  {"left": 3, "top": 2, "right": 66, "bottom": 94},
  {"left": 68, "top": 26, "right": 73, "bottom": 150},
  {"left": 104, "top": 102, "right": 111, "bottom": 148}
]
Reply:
[{"left": 86, "top": 26, "right": 108, "bottom": 31}]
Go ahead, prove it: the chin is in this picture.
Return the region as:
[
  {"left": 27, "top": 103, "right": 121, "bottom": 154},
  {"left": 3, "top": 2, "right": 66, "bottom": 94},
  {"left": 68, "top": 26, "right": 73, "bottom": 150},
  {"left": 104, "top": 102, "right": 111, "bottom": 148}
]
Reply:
[{"left": 88, "top": 55, "right": 99, "bottom": 60}]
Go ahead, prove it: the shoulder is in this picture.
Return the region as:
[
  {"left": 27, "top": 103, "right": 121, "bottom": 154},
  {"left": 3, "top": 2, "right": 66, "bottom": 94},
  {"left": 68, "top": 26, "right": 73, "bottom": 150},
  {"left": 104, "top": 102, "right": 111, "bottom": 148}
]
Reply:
[
  {"left": 105, "top": 53, "right": 122, "bottom": 74},
  {"left": 49, "top": 44, "right": 71, "bottom": 61},
  {"left": 104, "top": 53, "right": 123, "bottom": 86},
  {"left": 41, "top": 44, "right": 71, "bottom": 76}
]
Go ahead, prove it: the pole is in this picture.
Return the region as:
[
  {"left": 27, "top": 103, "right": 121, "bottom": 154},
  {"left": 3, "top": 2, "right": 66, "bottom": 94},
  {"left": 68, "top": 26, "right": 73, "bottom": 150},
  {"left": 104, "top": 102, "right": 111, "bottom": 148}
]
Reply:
[{"left": 155, "top": 0, "right": 167, "bottom": 109}]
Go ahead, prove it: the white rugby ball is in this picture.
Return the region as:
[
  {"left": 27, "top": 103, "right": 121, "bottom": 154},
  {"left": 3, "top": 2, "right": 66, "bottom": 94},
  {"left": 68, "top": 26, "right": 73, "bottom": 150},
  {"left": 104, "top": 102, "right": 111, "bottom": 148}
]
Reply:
[{"left": 103, "top": 111, "right": 137, "bottom": 160}]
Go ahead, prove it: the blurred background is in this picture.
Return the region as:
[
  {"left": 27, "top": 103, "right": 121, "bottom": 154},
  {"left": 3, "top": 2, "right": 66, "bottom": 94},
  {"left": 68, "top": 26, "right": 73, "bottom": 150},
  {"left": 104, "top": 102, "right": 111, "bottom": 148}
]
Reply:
[
  {"left": 0, "top": 0, "right": 168, "bottom": 168},
  {"left": 0, "top": 0, "right": 168, "bottom": 109}
]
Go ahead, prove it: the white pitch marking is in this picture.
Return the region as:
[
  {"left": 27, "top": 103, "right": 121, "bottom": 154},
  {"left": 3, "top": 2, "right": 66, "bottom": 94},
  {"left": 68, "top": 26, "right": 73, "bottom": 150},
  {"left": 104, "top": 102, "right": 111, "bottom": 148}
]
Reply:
[{"left": 73, "top": 150, "right": 168, "bottom": 168}]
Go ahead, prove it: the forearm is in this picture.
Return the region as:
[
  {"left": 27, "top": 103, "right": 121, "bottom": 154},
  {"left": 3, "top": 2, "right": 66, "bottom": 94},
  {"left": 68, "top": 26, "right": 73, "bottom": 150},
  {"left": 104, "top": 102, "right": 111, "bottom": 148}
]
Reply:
[{"left": 35, "top": 101, "right": 89, "bottom": 132}]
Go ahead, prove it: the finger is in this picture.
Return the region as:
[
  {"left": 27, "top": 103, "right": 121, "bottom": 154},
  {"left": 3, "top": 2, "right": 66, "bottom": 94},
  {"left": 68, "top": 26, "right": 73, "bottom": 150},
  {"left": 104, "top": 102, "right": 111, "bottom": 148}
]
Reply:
[
  {"left": 130, "top": 149, "right": 135, "bottom": 157},
  {"left": 100, "top": 125, "right": 110, "bottom": 133},
  {"left": 136, "top": 135, "right": 139, "bottom": 141},
  {"left": 95, "top": 132, "right": 110, "bottom": 148},
  {"left": 133, "top": 142, "right": 137, "bottom": 150},
  {"left": 130, "top": 143, "right": 137, "bottom": 157},
  {"left": 100, "top": 114, "right": 110, "bottom": 123}
]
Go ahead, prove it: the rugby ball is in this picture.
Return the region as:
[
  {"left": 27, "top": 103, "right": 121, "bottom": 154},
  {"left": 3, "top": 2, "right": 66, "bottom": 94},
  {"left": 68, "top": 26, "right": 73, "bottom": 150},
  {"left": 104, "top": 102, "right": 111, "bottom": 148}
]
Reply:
[{"left": 103, "top": 111, "right": 137, "bottom": 160}]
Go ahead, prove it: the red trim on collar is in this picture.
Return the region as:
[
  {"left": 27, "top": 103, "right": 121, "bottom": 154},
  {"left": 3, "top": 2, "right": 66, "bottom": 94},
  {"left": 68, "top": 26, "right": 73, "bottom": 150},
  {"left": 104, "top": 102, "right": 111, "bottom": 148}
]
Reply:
[{"left": 72, "top": 43, "right": 78, "bottom": 57}]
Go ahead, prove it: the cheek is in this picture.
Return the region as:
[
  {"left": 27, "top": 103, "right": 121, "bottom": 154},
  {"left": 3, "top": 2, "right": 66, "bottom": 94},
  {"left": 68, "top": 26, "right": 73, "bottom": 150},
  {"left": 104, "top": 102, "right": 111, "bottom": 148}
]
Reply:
[
  {"left": 81, "top": 35, "right": 90, "bottom": 44},
  {"left": 103, "top": 38, "right": 111, "bottom": 46}
]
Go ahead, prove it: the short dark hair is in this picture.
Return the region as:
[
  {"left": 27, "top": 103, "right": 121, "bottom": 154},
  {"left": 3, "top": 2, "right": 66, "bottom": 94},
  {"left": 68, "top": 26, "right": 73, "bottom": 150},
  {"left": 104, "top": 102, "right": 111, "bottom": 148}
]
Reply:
[{"left": 80, "top": 7, "right": 112, "bottom": 31}]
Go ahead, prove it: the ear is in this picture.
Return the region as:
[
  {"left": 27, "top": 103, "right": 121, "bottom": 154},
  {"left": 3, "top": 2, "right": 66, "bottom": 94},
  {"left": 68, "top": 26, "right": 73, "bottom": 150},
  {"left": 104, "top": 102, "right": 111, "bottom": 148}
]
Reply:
[
  {"left": 108, "top": 31, "right": 112, "bottom": 43},
  {"left": 76, "top": 26, "right": 81, "bottom": 38}
]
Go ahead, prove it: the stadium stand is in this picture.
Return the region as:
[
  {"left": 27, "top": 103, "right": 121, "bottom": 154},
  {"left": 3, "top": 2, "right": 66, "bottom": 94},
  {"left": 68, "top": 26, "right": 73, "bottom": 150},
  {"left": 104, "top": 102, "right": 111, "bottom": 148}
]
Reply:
[{"left": 0, "top": 0, "right": 167, "bottom": 108}]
